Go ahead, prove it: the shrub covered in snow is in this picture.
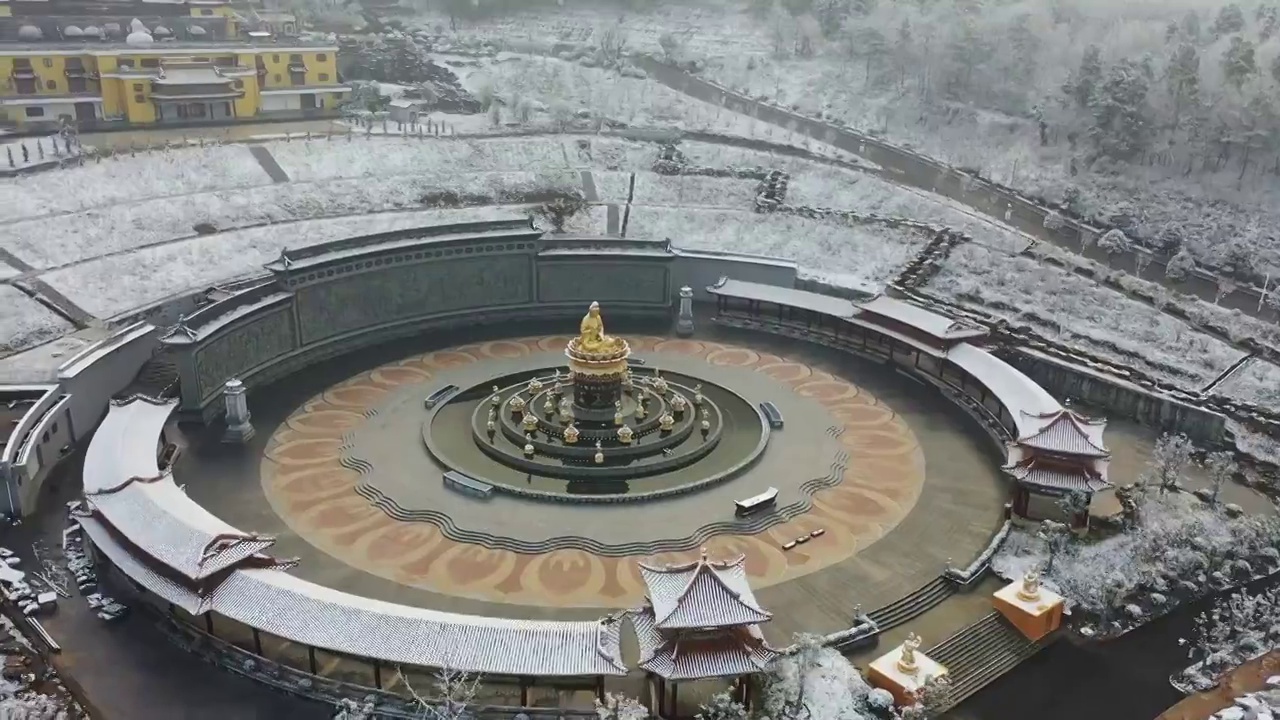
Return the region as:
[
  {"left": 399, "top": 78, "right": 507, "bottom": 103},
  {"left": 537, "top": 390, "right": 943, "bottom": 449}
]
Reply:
[
  {"left": 1175, "top": 586, "right": 1280, "bottom": 693},
  {"left": 994, "top": 489, "right": 1280, "bottom": 637},
  {"left": 760, "top": 635, "right": 877, "bottom": 720}
]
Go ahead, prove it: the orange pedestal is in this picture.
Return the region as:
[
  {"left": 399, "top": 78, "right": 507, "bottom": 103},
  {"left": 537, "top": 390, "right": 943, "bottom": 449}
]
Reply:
[
  {"left": 993, "top": 580, "right": 1064, "bottom": 641},
  {"left": 866, "top": 645, "right": 949, "bottom": 708}
]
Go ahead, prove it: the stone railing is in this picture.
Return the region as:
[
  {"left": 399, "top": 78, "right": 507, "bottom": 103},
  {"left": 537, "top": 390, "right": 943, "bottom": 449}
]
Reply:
[{"left": 944, "top": 521, "right": 1013, "bottom": 586}]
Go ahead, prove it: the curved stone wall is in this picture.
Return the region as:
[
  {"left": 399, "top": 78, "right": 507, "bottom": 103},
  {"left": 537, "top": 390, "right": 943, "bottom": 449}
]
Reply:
[{"left": 161, "top": 224, "right": 694, "bottom": 420}]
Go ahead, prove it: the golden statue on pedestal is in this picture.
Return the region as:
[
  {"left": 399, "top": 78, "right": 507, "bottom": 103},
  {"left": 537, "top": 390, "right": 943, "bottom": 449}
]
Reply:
[
  {"left": 897, "top": 632, "right": 922, "bottom": 674},
  {"left": 578, "top": 301, "right": 624, "bottom": 354}
]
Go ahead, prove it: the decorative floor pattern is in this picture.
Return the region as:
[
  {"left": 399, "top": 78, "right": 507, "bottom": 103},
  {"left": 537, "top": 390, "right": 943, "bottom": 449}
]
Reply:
[{"left": 260, "top": 336, "right": 926, "bottom": 609}]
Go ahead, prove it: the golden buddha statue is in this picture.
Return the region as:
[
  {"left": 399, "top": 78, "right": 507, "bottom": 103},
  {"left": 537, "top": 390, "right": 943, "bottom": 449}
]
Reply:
[{"left": 578, "top": 301, "right": 622, "bottom": 354}]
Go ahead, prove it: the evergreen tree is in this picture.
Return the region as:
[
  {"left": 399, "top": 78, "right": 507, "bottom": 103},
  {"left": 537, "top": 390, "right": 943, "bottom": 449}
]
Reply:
[
  {"left": 1088, "top": 59, "right": 1154, "bottom": 162},
  {"left": 1211, "top": 4, "right": 1246, "bottom": 38},
  {"left": 1222, "top": 36, "right": 1258, "bottom": 91},
  {"left": 1166, "top": 42, "right": 1200, "bottom": 130},
  {"left": 1181, "top": 10, "right": 1202, "bottom": 43},
  {"left": 1064, "top": 45, "right": 1103, "bottom": 110}
]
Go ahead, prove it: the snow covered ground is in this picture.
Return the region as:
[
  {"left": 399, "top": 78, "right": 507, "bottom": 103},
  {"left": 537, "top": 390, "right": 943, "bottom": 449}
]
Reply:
[
  {"left": 591, "top": 170, "right": 632, "bottom": 203},
  {"left": 1, "top": 135, "right": 84, "bottom": 175},
  {"left": 0, "top": 286, "right": 73, "bottom": 356},
  {"left": 0, "top": 144, "right": 270, "bottom": 223},
  {"left": 993, "top": 491, "right": 1280, "bottom": 634},
  {"left": 265, "top": 134, "right": 576, "bottom": 181},
  {"left": 929, "top": 243, "right": 1246, "bottom": 389},
  {"left": 627, "top": 206, "right": 926, "bottom": 293},
  {"left": 631, "top": 173, "right": 757, "bottom": 208},
  {"left": 1218, "top": 359, "right": 1280, "bottom": 412},
  {"left": 0, "top": 170, "right": 581, "bottom": 270},
  {"left": 786, "top": 166, "right": 1030, "bottom": 253},
  {"left": 38, "top": 208, "right": 528, "bottom": 319}
]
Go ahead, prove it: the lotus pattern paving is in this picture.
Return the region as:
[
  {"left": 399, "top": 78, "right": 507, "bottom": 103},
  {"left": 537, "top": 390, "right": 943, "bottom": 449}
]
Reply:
[{"left": 260, "top": 336, "right": 926, "bottom": 609}]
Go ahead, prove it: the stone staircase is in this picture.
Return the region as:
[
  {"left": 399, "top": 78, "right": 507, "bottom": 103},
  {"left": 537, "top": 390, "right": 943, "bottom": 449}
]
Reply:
[
  {"left": 866, "top": 577, "right": 955, "bottom": 632},
  {"left": 116, "top": 353, "right": 180, "bottom": 400},
  {"left": 926, "top": 612, "right": 1051, "bottom": 712}
]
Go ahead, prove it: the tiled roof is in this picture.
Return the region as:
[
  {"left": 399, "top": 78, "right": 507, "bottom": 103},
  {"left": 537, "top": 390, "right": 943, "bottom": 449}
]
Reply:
[
  {"left": 212, "top": 570, "right": 627, "bottom": 677},
  {"left": 87, "top": 480, "right": 276, "bottom": 581},
  {"left": 1006, "top": 458, "right": 1111, "bottom": 493},
  {"left": 81, "top": 396, "right": 178, "bottom": 494},
  {"left": 632, "top": 610, "right": 779, "bottom": 680},
  {"left": 78, "top": 514, "right": 211, "bottom": 615},
  {"left": 639, "top": 552, "right": 771, "bottom": 629},
  {"left": 1017, "top": 410, "right": 1110, "bottom": 458},
  {"left": 80, "top": 395, "right": 632, "bottom": 678}
]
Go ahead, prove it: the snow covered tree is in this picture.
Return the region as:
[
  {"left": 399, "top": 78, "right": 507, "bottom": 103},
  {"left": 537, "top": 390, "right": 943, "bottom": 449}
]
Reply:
[
  {"left": 1211, "top": 4, "right": 1246, "bottom": 39},
  {"left": 1037, "top": 518, "right": 1071, "bottom": 573},
  {"left": 1166, "top": 249, "right": 1197, "bottom": 281},
  {"left": 1166, "top": 43, "right": 1200, "bottom": 130},
  {"left": 1088, "top": 59, "right": 1154, "bottom": 162},
  {"left": 1097, "top": 228, "right": 1130, "bottom": 256},
  {"left": 696, "top": 691, "right": 747, "bottom": 720},
  {"left": 333, "top": 698, "right": 375, "bottom": 719},
  {"left": 850, "top": 27, "right": 887, "bottom": 84},
  {"left": 1056, "top": 491, "right": 1091, "bottom": 528},
  {"left": 1143, "top": 434, "right": 1195, "bottom": 495},
  {"left": 1181, "top": 10, "right": 1202, "bottom": 42},
  {"left": 1203, "top": 451, "right": 1236, "bottom": 506},
  {"left": 944, "top": 14, "right": 992, "bottom": 97},
  {"left": 532, "top": 194, "right": 587, "bottom": 232},
  {"left": 1063, "top": 45, "right": 1102, "bottom": 111},
  {"left": 595, "top": 692, "right": 648, "bottom": 720},
  {"left": 1221, "top": 36, "right": 1258, "bottom": 91}
]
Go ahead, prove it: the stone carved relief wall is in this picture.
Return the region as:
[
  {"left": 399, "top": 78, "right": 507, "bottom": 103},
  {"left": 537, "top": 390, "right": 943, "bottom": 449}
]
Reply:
[
  {"left": 295, "top": 254, "right": 533, "bottom": 345},
  {"left": 537, "top": 262, "right": 670, "bottom": 305},
  {"left": 194, "top": 308, "right": 297, "bottom": 400}
]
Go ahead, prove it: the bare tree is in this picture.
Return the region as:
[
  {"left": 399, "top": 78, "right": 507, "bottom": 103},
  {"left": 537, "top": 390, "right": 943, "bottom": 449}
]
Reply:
[
  {"left": 1203, "top": 451, "right": 1236, "bottom": 506},
  {"left": 901, "top": 674, "right": 953, "bottom": 719},
  {"left": 1037, "top": 519, "right": 1071, "bottom": 574},
  {"left": 595, "top": 692, "right": 648, "bottom": 720},
  {"left": 1143, "top": 434, "right": 1195, "bottom": 494},
  {"left": 399, "top": 658, "right": 482, "bottom": 720},
  {"left": 531, "top": 195, "right": 587, "bottom": 233}
]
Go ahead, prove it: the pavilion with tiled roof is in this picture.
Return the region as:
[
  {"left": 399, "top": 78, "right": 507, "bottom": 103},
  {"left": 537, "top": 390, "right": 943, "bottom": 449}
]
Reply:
[
  {"left": 632, "top": 550, "right": 781, "bottom": 715},
  {"left": 1004, "top": 408, "right": 1112, "bottom": 528}
]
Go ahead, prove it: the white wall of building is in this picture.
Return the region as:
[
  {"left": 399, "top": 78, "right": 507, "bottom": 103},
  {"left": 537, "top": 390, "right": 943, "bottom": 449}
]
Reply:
[{"left": 259, "top": 94, "right": 301, "bottom": 112}]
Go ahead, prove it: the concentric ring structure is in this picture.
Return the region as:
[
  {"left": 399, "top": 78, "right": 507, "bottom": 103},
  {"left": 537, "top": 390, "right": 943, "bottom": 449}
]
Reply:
[{"left": 75, "top": 219, "right": 1078, "bottom": 708}]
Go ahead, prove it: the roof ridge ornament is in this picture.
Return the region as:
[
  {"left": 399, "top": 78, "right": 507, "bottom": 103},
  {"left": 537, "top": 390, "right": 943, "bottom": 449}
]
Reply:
[{"left": 161, "top": 314, "right": 197, "bottom": 341}]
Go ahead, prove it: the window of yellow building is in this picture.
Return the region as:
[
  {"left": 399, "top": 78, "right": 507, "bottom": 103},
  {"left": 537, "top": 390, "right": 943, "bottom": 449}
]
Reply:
[
  {"left": 272, "top": 54, "right": 279, "bottom": 63},
  {"left": 317, "top": 53, "right": 327, "bottom": 61},
  {"left": 133, "top": 83, "right": 143, "bottom": 92},
  {"left": 319, "top": 73, "right": 328, "bottom": 81},
  {"left": 45, "top": 80, "right": 56, "bottom": 90},
  {"left": 42, "top": 58, "right": 52, "bottom": 68}
]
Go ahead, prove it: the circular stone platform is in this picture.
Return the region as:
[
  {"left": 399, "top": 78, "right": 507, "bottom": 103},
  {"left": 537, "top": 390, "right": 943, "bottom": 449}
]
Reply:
[{"left": 260, "top": 335, "right": 931, "bottom": 609}]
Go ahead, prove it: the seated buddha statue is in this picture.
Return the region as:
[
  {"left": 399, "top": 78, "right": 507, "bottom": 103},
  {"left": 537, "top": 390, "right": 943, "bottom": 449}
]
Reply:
[{"left": 578, "top": 301, "right": 620, "bottom": 353}]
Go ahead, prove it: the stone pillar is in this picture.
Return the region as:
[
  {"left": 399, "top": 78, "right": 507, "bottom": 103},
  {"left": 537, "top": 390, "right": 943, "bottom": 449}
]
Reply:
[
  {"left": 221, "top": 378, "right": 255, "bottom": 444},
  {"left": 676, "top": 286, "right": 695, "bottom": 337}
]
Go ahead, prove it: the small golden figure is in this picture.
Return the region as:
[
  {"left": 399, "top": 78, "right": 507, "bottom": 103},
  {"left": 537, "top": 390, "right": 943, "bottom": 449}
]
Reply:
[
  {"left": 614, "top": 400, "right": 624, "bottom": 426},
  {"left": 659, "top": 413, "right": 675, "bottom": 432},
  {"left": 523, "top": 435, "right": 535, "bottom": 457},
  {"left": 897, "top": 633, "right": 922, "bottom": 674},
  {"left": 671, "top": 394, "right": 688, "bottom": 415},
  {"left": 618, "top": 424, "right": 634, "bottom": 445},
  {"left": 577, "top": 301, "right": 623, "bottom": 354},
  {"left": 693, "top": 384, "right": 704, "bottom": 406},
  {"left": 593, "top": 440, "right": 604, "bottom": 465},
  {"left": 522, "top": 412, "right": 538, "bottom": 433},
  {"left": 490, "top": 386, "right": 502, "bottom": 407},
  {"left": 563, "top": 423, "right": 580, "bottom": 444}
]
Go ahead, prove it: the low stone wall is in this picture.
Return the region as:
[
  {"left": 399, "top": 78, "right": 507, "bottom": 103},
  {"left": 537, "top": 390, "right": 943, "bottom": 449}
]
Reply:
[{"left": 1007, "top": 347, "right": 1227, "bottom": 445}]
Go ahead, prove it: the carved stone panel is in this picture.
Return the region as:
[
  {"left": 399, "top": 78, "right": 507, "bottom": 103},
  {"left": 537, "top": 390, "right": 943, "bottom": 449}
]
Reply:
[
  {"left": 194, "top": 308, "right": 297, "bottom": 400},
  {"left": 296, "top": 254, "right": 533, "bottom": 345},
  {"left": 538, "top": 262, "right": 669, "bottom": 305}
]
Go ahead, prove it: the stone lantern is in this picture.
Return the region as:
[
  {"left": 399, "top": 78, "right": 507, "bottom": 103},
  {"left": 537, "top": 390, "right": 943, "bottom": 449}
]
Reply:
[{"left": 222, "top": 378, "right": 255, "bottom": 443}]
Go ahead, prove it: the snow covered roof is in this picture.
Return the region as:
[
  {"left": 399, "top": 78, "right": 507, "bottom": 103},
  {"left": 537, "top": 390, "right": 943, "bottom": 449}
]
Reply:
[
  {"left": 632, "top": 611, "right": 779, "bottom": 680},
  {"left": 946, "top": 342, "right": 1062, "bottom": 435},
  {"left": 87, "top": 481, "right": 276, "bottom": 581},
  {"left": 213, "top": 570, "right": 627, "bottom": 677},
  {"left": 78, "top": 396, "right": 629, "bottom": 677},
  {"left": 81, "top": 396, "right": 177, "bottom": 494},
  {"left": 78, "top": 514, "right": 212, "bottom": 615},
  {"left": 154, "top": 65, "right": 230, "bottom": 85},
  {"left": 1016, "top": 409, "right": 1110, "bottom": 458},
  {"left": 857, "top": 295, "right": 987, "bottom": 341},
  {"left": 1005, "top": 456, "right": 1111, "bottom": 493},
  {"left": 638, "top": 552, "right": 771, "bottom": 629},
  {"left": 706, "top": 278, "right": 858, "bottom": 319}
]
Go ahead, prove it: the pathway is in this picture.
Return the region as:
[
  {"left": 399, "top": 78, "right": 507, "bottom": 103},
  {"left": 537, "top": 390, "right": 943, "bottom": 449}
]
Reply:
[
  {"left": 632, "top": 57, "right": 1278, "bottom": 323},
  {"left": 248, "top": 145, "right": 291, "bottom": 183}
]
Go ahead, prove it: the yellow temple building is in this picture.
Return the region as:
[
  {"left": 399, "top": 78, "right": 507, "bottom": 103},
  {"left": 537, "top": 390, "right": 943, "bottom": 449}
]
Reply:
[{"left": 0, "top": 25, "right": 349, "bottom": 129}]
